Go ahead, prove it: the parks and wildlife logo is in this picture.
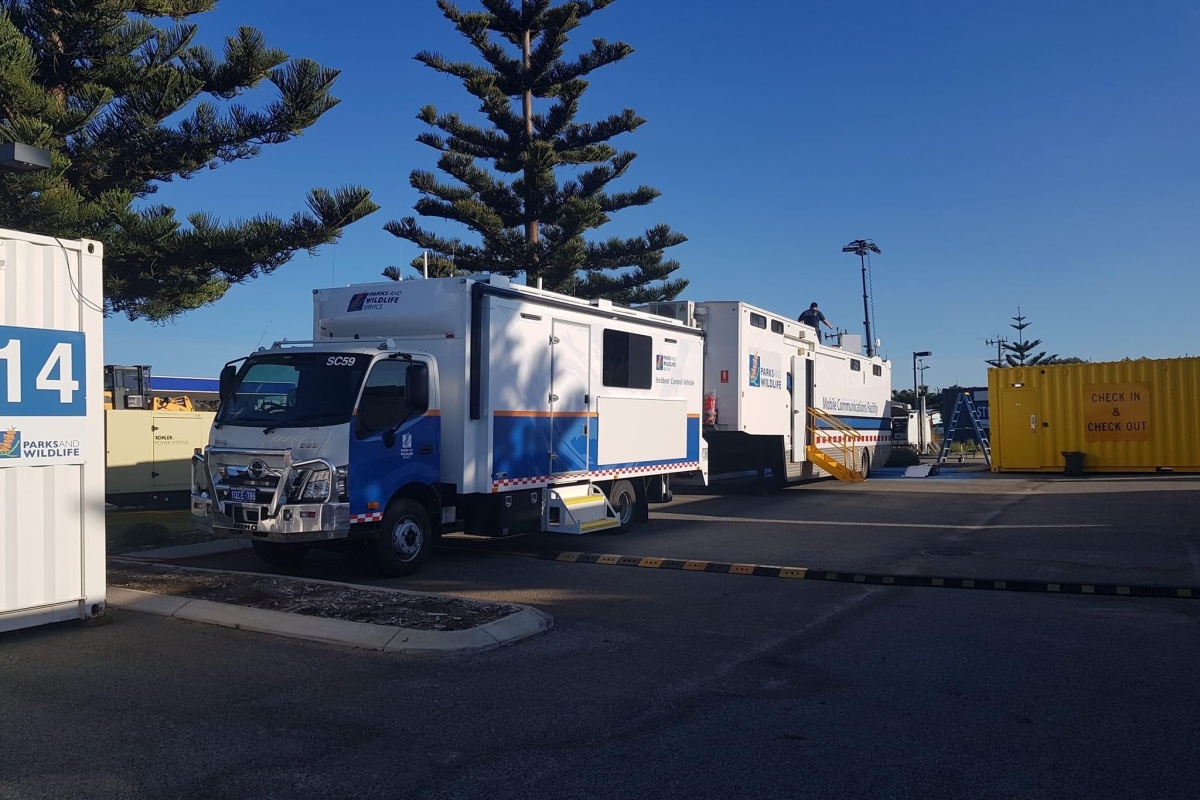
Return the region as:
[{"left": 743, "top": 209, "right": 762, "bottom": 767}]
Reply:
[
  {"left": 346, "top": 289, "right": 403, "bottom": 312},
  {"left": 0, "top": 427, "right": 20, "bottom": 459}
]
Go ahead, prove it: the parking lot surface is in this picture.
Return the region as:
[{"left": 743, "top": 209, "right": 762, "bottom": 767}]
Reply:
[{"left": 3, "top": 472, "right": 1199, "bottom": 799}]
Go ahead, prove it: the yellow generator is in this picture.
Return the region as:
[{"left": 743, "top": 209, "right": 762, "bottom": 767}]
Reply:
[
  {"left": 103, "top": 365, "right": 218, "bottom": 507},
  {"left": 106, "top": 409, "right": 216, "bottom": 508}
]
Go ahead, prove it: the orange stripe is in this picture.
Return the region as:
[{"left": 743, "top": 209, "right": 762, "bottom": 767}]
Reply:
[{"left": 352, "top": 408, "right": 441, "bottom": 416}]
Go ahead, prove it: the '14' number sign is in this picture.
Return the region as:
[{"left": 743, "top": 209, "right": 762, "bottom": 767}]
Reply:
[{"left": 0, "top": 325, "right": 87, "bottom": 417}]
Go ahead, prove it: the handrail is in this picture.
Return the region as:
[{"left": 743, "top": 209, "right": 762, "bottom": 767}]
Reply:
[{"left": 808, "top": 406, "right": 865, "bottom": 472}]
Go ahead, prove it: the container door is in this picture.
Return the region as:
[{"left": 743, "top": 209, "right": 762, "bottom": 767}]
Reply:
[
  {"left": 999, "top": 388, "right": 1040, "bottom": 468},
  {"left": 151, "top": 414, "right": 198, "bottom": 488},
  {"left": 550, "top": 320, "right": 590, "bottom": 475},
  {"left": 790, "top": 356, "right": 809, "bottom": 462}
]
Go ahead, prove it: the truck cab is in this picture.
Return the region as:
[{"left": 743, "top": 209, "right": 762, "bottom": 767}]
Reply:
[{"left": 192, "top": 341, "right": 441, "bottom": 576}]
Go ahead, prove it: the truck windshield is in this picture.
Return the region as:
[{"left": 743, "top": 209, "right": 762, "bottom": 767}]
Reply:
[{"left": 216, "top": 353, "right": 369, "bottom": 429}]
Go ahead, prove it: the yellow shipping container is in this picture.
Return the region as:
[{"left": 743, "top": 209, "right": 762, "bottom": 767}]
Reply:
[{"left": 989, "top": 357, "right": 1200, "bottom": 473}]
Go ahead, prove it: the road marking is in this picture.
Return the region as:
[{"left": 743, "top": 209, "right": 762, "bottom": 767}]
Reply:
[
  {"left": 539, "top": 551, "right": 1198, "bottom": 600},
  {"left": 652, "top": 512, "right": 1107, "bottom": 531}
]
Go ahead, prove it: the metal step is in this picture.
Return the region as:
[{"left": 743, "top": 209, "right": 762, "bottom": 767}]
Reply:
[
  {"left": 563, "top": 494, "right": 606, "bottom": 509},
  {"left": 544, "top": 483, "right": 619, "bottom": 535},
  {"left": 580, "top": 518, "right": 621, "bottom": 533},
  {"left": 806, "top": 446, "right": 864, "bottom": 482}
]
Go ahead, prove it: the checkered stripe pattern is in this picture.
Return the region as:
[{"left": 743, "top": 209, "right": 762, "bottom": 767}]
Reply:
[
  {"left": 492, "top": 462, "right": 701, "bottom": 492},
  {"left": 814, "top": 434, "right": 889, "bottom": 444},
  {"left": 350, "top": 512, "right": 383, "bottom": 524}
]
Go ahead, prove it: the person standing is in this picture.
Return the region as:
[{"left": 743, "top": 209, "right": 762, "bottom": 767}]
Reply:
[{"left": 798, "top": 302, "right": 833, "bottom": 342}]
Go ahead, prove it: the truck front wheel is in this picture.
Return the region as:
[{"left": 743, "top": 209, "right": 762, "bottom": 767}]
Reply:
[{"left": 376, "top": 498, "right": 432, "bottom": 577}]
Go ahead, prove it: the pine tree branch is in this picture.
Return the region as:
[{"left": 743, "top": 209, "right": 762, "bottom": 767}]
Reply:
[
  {"left": 0, "top": 1, "right": 376, "bottom": 318},
  {"left": 386, "top": 0, "right": 686, "bottom": 301}
]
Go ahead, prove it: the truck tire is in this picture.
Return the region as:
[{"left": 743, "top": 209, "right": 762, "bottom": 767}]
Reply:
[
  {"left": 376, "top": 498, "right": 432, "bottom": 577},
  {"left": 607, "top": 480, "right": 638, "bottom": 533},
  {"left": 251, "top": 540, "right": 309, "bottom": 567},
  {"left": 861, "top": 451, "right": 871, "bottom": 480}
]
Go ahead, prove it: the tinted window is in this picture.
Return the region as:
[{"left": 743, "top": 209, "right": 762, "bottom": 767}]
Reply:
[
  {"left": 357, "top": 360, "right": 417, "bottom": 437},
  {"left": 873, "top": 364, "right": 882, "bottom": 377},
  {"left": 750, "top": 313, "right": 767, "bottom": 329},
  {"left": 771, "top": 320, "right": 784, "bottom": 334},
  {"left": 850, "top": 359, "right": 861, "bottom": 372},
  {"left": 603, "top": 329, "right": 653, "bottom": 389}
]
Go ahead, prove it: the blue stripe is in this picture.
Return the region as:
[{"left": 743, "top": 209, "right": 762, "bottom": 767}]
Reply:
[
  {"left": 149, "top": 376, "right": 220, "bottom": 393},
  {"left": 493, "top": 415, "right": 552, "bottom": 479},
  {"left": 816, "top": 415, "right": 892, "bottom": 432},
  {"left": 493, "top": 414, "right": 702, "bottom": 481}
]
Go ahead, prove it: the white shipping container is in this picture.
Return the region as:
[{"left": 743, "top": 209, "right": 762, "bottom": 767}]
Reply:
[{"left": 0, "top": 228, "right": 106, "bottom": 633}]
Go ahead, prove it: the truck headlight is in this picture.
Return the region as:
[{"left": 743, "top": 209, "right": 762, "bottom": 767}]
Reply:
[
  {"left": 289, "top": 468, "right": 331, "bottom": 502},
  {"left": 303, "top": 470, "right": 331, "bottom": 501},
  {"left": 193, "top": 458, "right": 212, "bottom": 497}
]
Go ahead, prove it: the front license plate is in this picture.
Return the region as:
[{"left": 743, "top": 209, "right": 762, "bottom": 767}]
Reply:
[{"left": 229, "top": 488, "right": 257, "bottom": 503}]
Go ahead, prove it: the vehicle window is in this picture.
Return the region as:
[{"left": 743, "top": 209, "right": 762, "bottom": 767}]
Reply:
[
  {"left": 750, "top": 313, "right": 767, "bottom": 329},
  {"left": 850, "top": 359, "right": 861, "bottom": 372},
  {"left": 216, "top": 353, "right": 367, "bottom": 429},
  {"left": 603, "top": 329, "right": 653, "bottom": 389},
  {"left": 771, "top": 320, "right": 784, "bottom": 334},
  {"left": 357, "top": 360, "right": 415, "bottom": 437},
  {"left": 873, "top": 364, "right": 882, "bottom": 377}
]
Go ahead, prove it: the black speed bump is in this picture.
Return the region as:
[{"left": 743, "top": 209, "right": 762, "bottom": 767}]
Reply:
[{"left": 538, "top": 551, "right": 1198, "bottom": 600}]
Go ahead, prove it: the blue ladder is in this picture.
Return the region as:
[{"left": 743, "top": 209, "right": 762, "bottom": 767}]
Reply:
[{"left": 936, "top": 393, "right": 993, "bottom": 467}]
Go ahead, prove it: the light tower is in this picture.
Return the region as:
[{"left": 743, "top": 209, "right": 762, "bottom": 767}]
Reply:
[{"left": 842, "top": 239, "right": 881, "bottom": 357}]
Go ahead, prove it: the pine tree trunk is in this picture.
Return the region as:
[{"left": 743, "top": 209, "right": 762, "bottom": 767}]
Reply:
[{"left": 522, "top": 6, "right": 539, "bottom": 286}]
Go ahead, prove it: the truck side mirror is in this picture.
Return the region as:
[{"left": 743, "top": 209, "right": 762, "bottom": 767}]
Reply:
[
  {"left": 406, "top": 363, "right": 429, "bottom": 414},
  {"left": 219, "top": 364, "right": 238, "bottom": 404}
]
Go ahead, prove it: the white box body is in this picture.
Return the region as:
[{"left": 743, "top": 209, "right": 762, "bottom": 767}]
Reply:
[
  {"left": 312, "top": 276, "right": 707, "bottom": 497},
  {"left": 0, "top": 228, "right": 106, "bottom": 632},
  {"left": 648, "top": 300, "right": 893, "bottom": 478}
]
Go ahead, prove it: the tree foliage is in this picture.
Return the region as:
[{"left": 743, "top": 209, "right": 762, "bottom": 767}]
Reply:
[
  {"left": 384, "top": 0, "right": 686, "bottom": 303},
  {"left": 0, "top": 0, "right": 378, "bottom": 320},
  {"left": 892, "top": 388, "right": 943, "bottom": 410},
  {"left": 986, "top": 308, "right": 1058, "bottom": 367}
]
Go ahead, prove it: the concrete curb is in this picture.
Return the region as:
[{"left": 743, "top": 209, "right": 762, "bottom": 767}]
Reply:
[
  {"left": 123, "top": 538, "right": 251, "bottom": 560},
  {"left": 106, "top": 585, "right": 553, "bottom": 654}
]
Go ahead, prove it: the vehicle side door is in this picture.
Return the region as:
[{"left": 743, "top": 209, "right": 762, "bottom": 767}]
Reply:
[{"left": 348, "top": 357, "right": 439, "bottom": 521}]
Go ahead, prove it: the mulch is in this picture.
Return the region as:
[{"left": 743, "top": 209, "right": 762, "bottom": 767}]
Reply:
[{"left": 107, "top": 562, "right": 519, "bottom": 631}]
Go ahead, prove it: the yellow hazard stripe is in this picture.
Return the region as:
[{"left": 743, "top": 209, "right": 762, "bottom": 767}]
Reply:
[{"left": 534, "top": 551, "right": 1198, "bottom": 600}]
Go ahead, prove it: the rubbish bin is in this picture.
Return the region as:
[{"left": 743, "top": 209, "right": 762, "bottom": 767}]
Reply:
[{"left": 1061, "top": 451, "right": 1086, "bottom": 477}]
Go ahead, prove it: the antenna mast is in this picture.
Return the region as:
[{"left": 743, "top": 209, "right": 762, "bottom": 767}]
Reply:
[{"left": 842, "top": 239, "right": 881, "bottom": 357}]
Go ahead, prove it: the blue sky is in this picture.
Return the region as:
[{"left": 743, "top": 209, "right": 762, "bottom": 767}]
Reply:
[{"left": 103, "top": 0, "right": 1200, "bottom": 392}]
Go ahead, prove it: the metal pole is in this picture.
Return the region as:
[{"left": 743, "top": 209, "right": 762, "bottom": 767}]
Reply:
[
  {"left": 860, "top": 253, "right": 874, "bottom": 357},
  {"left": 912, "top": 354, "right": 919, "bottom": 451},
  {"left": 843, "top": 240, "right": 881, "bottom": 358},
  {"left": 918, "top": 395, "right": 927, "bottom": 453}
]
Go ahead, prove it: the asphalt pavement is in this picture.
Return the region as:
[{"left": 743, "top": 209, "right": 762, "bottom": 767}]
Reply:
[{"left": 2, "top": 471, "right": 1199, "bottom": 799}]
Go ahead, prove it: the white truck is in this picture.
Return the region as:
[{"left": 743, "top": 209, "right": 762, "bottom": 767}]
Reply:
[
  {"left": 640, "top": 301, "right": 893, "bottom": 484},
  {"left": 191, "top": 275, "right": 707, "bottom": 576}
]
